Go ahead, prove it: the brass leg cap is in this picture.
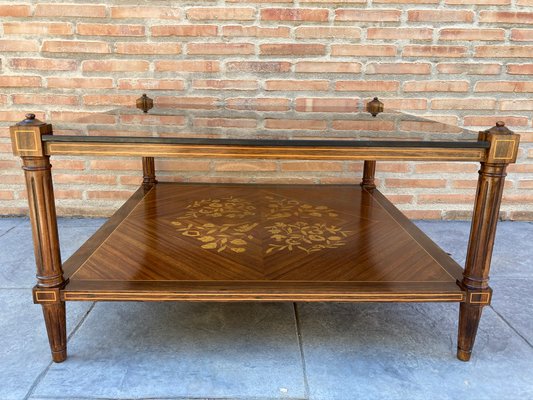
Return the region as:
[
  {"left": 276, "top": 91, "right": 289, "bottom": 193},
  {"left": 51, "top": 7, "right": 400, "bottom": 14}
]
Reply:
[
  {"left": 457, "top": 348, "right": 472, "bottom": 362},
  {"left": 51, "top": 349, "right": 67, "bottom": 363}
]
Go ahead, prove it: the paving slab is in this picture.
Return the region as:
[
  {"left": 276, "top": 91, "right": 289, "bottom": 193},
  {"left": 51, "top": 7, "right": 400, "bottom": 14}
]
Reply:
[
  {"left": 0, "top": 289, "right": 92, "bottom": 400},
  {"left": 298, "top": 302, "right": 533, "bottom": 400},
  {"left": 32, "top": 302, "right": 306, "bottom": 400},
  {"left": 489, "top": 277, "right": 533, "bottom": 346},
  {"left": 0, "top": 218, "right": 106, "bottom": 288},
  {"left": 0, "top": 217, "right": 25, "bottom": 237},
  {"left": 416, "top": 221, "right": 533, "bottom": 278}
]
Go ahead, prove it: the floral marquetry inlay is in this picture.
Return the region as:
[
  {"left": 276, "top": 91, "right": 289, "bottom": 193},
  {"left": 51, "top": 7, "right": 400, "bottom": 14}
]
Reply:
[{"left": 170, "top": 194, "right": 352, "bottom": 255}]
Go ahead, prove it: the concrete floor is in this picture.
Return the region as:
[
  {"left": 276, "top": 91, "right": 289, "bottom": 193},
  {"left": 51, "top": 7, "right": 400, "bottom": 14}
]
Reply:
[{"left": 0, "top": 217, "right": 532, "bottom": 400}]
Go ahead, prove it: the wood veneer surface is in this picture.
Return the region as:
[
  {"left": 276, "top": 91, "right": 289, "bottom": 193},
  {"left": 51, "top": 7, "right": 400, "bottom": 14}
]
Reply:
[{"left": 67, "top": 184, "right": 463, "bottom": 286}]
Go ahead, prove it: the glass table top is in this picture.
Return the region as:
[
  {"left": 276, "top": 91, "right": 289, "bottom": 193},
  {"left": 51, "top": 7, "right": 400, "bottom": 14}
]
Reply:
[{"left": 47, "top": 99, "right": 487, "bottom": 148}]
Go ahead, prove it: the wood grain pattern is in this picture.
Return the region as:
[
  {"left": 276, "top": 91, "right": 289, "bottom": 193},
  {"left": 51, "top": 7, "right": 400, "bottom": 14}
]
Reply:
[
  {"left": 61, "top": 183, "right": 465, "bottom": 302},
  {"left": 44, "top": 141, "right": 487, "bottom": 162}
]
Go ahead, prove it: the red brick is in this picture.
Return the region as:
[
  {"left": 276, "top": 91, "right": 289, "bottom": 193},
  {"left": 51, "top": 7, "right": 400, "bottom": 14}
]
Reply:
[
  {"left": 77, "top": 24, "right": 145, "bottom": 37},
  {"left": 226, "top": 98, "right": 291, "bottom": 111},
  {"left": 295, "top": 98, "right": 358, "bottom": 113},
  {"left": 475, "top": 81, "right": 533, "bottom": 92},
  {"left": 402, "top": 210, "right": 442, "bottom": 219},
  {"left": 53, "top": 174, "right": 117, "bottom": 185},
  {"left": 463, "top": 116, "right": 528, "bottom": 126},
  {"left": 336, "top": 80, "right": 399, "bottom": 92},
  {"left": 332, "top": 44, "right": 397, "bottom": 57},
  {"left": 115, "top": 42, "right": 182, "bottom": 55},
  {"left": 510, "top": 211, "right": 533, "bottom": 221},
  {"left": 296, "top": 62, "right": 362, "bottom": 74},
  {"left": 431, "top": 98, "right": 496, "bottom": 110},
  {"left": 120, "top": 115, "right": 186, "bottom": 126},
  {"left": 155, "top": 160, "right": 211, "bottom": 171},
  {"left": 437, "top": 63, "right": 501, "bottom": 75},
  {"left": 155, "top": 96, "right": 218, "bottom": 109},
  {"left": 47, "top": 77, "right": 114, "bottom": 89},
  {"left": 110, "top": 6, "right": 181, "bottom": 19},
  {"left": 335, "top": 9, "right": 401, "bottom": 22},
  {"left": 0, "top": 40, "right": 39, "bottom": 52},
  {"left": 0, "top": 95, "right": 6, "bottom": 105},
  {"left": 118, "top": 79, "right": 185, "bottom": 91},
  {"left": 188, "top": 43, "right": 254, "bottom": 55},
  {"left": 83, "top": 94, "right": 140, "bottom": 106},
  {"left": 418, "top": 194, "right": 475, "bottom": 204},
  {"left": 261, "top": 8, "right": 329, "bottom": 22},
  {"left": 260, "top": 43, "right": 325, "bottom": 56},
  {"left": 507, "top": 64, "right": 533, "bottom": 75},
  {"left": 366, "top": 63, "right": 431, "bottom": 74},
  {"left": 280, "top": 162, "right": 344, "bottom": 172},
  {"left": 35, "top": 4, "right": 106, "bottom": 18},
  {"left": 374, "top": 0, "right": 438, "bottom": 2},
  {"left": 403, "top": 45, "right": 467, "bottom": 58},
  {"left": 408, "top": 10, "right": 474, "bottom": 22},
  {"left": 187, "top": 8, "right": 255, "bottom": 21},
  {"left": 517, "top": 0, "right": 533, "bottom": 4},
  {"left": 151, "top": 25, "right": 217, "bottom": 37},
  {"left": 414, "top": 163, "right": 479, "bottom": 173},
  {"left": 194, "top": 118, "right": 257, "bottom": 129},
  {"left": 193, "top": 80, "right": 258, "bottom": 90},
  {"left": 13, "top": 94, "right": 79, "bottom": 106},
  {"left": 386, "top": 179, "right": 446, "bottom": 188},
  {"left": 265, "top": 80, "right": 329, "bottom": 91},
  {"left": 214, "top": 161, "right": 277, "bottom": 172},
  {"left": 155, "top": 60, "right": 220, "bottom": 73},
  {"left": 51, "top": 112, "right": 116, "bottom": 124},
  {"left": 265, "top": 119, "right": 327, "bottom": 130},
  {"left": 226, "top": 61, "right": 291, "bottom": 73},
  {"left": 367, "top": 28, "right": 433, "bottom": 40},
  {"left": 0, "top": 111, "right": 45, "bottom": 123},
  {"left": 90, "top": 160, "right": 141, "bottom": 171},
  {"left": 300, "top": 0, "right": 365, "bottom": 3},
  {"left": 42, "top": 41, "right": 110, "bottom": 54},
  {"left": 82, "top": 60, "right": 149, "bottom": 72},
  {"left": 499, "top": 100, "right": 533, "bottom": 111},
  {"left": 87, "top": 190, "right": 135, "bottom": 201},
  {"left": 404, "top": 80, "right": 469, "bottom": 92},
  {"left": 0, "top": 5, "right": 31, "bottom": 16},
  {"left": 476, "top": 46, "right": 533, "bottom": 58},
  {"left": 3, "top": 22, "right": 73, "bottom": 35},
  {"left": 295, "top": 26, "right": 361, "bottom": 39},
  {"left": 0, "top": 76, "right": 41, "bottom": 88},
  {"left": 479, "top": 11, "right": 533, "bottom": 24},
  {"left": 10, "top": 58, "right": 77, "bottom": 71},
  {"left": 222, "top": 25, "right": 290, "bottom": 38},
  {"left": 439, "top": 29, "right": 505, "bottom": 41},
  {"left": 0, "top": 191, "right": 15, "bottom": 200},
  {"left": 446, "top": 0, "right": 509, "bottom": 3},
  {"left": 332, "top": 120, "right": 395, "bottom": 131},
  {"left": 511, "top": 29, "right": 533, "bottom": 41}
]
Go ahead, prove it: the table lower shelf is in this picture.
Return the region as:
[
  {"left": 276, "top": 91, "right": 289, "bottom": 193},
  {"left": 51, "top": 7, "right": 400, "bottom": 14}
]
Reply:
[{"left": 59, "top": 183, "right": 466, "bottom": 303}]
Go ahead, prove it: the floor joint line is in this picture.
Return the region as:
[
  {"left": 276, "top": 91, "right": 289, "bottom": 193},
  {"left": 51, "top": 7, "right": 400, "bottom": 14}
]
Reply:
[
  {"left": 489, "top": 305, "right": 533, "bottom": 349},
  {"left": 23, "top": 302, "right": 96, "bottom": 400},
  {"left": 293, "top": 302, "right": 310, "bottom": 400}
]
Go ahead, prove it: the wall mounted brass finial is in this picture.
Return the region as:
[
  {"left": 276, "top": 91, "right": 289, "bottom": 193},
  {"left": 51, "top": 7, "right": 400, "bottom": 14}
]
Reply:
[
  {"left": 16, "top": 113, "right": 46, "bottom": 126},
  {"left": 136, "top": 94, "right": 154, "bottom": 113},
  {"left": 367, "top": 97, "right": 384, "bottom": 117},
  {"left": 483, "top": 121, "right": 514, "bottom": 135}
]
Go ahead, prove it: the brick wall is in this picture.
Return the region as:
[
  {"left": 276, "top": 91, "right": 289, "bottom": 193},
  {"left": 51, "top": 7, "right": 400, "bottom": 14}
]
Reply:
[{"left": 0, "top": 1, "right": 532, "bottom": 219}]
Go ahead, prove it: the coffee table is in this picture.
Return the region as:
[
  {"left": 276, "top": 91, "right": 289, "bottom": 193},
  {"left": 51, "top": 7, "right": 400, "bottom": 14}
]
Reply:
[{"left": 9, "top": 97, "right": 520, "bottom": 363}]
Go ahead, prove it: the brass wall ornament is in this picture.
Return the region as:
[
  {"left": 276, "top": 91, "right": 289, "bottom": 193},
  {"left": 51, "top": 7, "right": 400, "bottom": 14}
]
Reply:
[
  {"left": 367, "top": 97, "right": 384, "bottom": 117},
  {"left": 136, "top": 94, "right": 153, "bottom": 113}
]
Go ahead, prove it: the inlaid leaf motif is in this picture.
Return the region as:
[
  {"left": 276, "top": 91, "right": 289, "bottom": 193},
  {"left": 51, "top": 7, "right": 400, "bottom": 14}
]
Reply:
[{"left": 171, "top": 195, "right": 351, "bottom": 255}]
